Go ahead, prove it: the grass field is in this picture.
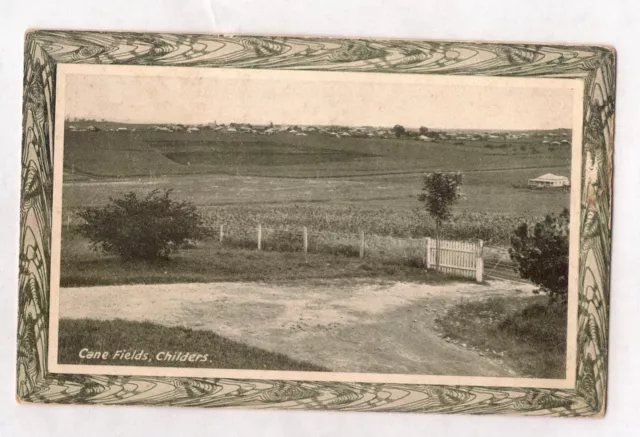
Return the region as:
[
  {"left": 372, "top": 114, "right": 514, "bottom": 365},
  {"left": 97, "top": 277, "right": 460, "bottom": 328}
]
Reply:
[
  {"left": 61, "top": 125, "right": 571, "bottom": 253},
  {"left": 435, "top": 296, "right": 567, "bottom": 378},
  {"left": 63, "top": 128, "right": 571, "bottom": 179},
  {"left": 58, "top": 318, "right": 328, "bottom": 371},
  {"left": 62, "top": 170, "right": 569, "bottom": 215}
]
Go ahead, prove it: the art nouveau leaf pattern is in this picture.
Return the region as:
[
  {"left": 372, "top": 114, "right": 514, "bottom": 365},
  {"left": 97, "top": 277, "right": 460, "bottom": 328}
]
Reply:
[{"left": 17, "top": 31, "right": 615, "bottom": 416}]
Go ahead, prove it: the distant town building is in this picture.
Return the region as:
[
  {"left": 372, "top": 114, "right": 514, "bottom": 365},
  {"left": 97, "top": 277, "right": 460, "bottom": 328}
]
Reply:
[{"left": 528, "top": 173, "right": 570, "bottom": 188}]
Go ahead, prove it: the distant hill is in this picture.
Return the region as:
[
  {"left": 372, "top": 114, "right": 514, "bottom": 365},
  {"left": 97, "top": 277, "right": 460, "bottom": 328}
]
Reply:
[{"left": 62, "top": 120, "right": 572, "bottom": 181}]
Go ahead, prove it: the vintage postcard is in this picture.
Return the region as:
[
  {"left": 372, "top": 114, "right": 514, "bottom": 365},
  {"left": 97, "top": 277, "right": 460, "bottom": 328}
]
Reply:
[
  {"left": 49, "top": 64, "right": 583, "bottom": 388},
  {"left": 18, "top": 31, "right": 615, "bottom": 416}
]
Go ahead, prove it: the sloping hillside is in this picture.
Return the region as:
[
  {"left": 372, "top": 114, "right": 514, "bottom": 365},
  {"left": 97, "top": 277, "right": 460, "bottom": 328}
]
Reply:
[{"left": 63, "top": 131, "right": 187, "bottom": 178}]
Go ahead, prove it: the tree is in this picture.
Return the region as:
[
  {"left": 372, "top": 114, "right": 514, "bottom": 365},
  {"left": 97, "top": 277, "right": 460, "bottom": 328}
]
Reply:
[
  {"left": 509, "top": 209, "right": 570, "bottom": 303},
  {"left": 393, "top": 124, "right": 406, "bottom": 138},
  {"left": 418, "top": 171, "right": 464, "bottom": 268},
  {"left": 77, "top": 189, "right": 209, "bottom": 262},
  {"left": 419, "top": 126, "right": 429, "bottom": 135}
]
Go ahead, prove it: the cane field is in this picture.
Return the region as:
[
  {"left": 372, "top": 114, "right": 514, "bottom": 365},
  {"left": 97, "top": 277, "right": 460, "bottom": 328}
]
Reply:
[{"left": 60, "top": 123, "right": 571, "bottom": 285}]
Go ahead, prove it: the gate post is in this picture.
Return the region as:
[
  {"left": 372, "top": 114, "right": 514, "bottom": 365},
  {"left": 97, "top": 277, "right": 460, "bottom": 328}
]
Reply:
[
  {"left": 475, "top": 239, "right": 484, "bottom": 282},
  {"left": 425, "top": 237, "right": 432, "bottom": 269}
]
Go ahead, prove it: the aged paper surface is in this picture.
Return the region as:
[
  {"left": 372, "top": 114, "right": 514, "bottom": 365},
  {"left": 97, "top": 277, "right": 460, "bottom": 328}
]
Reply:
[{"left": 49, "top": 64, "right": 583, "bottom": 389}]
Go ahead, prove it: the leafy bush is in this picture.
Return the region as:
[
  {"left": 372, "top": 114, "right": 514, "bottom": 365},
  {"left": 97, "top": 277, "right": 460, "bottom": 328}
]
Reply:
[
  {"left": 509, "top": 209, "right": 570, "bottom": 302},
  {"left": 77, "top": 189, "right": 209, "bottom": 261}
]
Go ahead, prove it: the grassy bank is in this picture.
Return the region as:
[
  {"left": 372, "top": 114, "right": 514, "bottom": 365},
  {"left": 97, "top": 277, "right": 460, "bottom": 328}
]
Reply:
[
  {"left": 61, "top": 234, "right": 457, "bottom": 287},
  {"left": 435, "top": 296, "right": 567, "bottom": 378},
  {"left": 58, "top": 318, "right": 327, "bottom": 371}
]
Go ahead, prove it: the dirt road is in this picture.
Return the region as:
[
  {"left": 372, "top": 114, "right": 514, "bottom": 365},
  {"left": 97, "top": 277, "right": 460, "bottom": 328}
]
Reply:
[{"left": 59, "top": 279, "right": 535, "bottom": 377}]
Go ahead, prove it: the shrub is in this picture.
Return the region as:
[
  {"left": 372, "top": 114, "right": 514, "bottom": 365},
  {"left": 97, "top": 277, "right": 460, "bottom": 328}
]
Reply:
[
  {"left": 509, "top": 209, "right": 570, "bottom": 303},
  {"left": 77, "top": 189, "right": 209, "bottom": 261}
]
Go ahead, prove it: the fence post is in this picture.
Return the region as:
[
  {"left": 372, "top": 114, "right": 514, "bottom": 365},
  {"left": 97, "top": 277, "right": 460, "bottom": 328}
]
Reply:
[
  {"left": 219, "top": 224, "right": 224, "bottom": 243},
  {"left": 257, "top": 224, "right": 262, "bottom": 251},
  {"left": 435, "top": 236, "right": 440, "bottom": 271},
  {"left": 425, "top": 237, "right": 431, "bottom": 269},
  {"left": 475, "top": 239, "right": 484, "bottom": 282},
  {"left": 359, "top": 231, "right": 365, "bottom": 258},
  {"left": 303, "top": 226, "right": 308, "bottom": 253}
]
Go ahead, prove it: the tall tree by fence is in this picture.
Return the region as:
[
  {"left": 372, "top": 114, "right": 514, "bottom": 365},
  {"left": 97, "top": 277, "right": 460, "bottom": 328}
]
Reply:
[{"left": 419, "top": 171, "right": 464, "bottom": 269}]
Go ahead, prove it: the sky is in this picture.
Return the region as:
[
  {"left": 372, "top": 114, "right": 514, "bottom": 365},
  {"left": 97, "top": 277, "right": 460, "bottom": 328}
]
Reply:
[{"left": 63, "top": 66, "right": 577, "bottom": 130}]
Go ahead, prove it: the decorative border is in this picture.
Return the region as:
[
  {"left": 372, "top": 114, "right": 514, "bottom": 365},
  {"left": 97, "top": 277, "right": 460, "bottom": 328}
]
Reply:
[{"left": 17, "top": 30, "right": 615, "bottom": 416}]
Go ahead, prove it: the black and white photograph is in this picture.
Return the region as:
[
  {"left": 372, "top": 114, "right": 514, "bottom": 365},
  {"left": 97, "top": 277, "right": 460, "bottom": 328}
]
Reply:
[
  {"left": 48, "top": 64, "right": 582, "bottom": 386},
  {"left": 5, "top": 0, "right": 635, "bottom": 431}
]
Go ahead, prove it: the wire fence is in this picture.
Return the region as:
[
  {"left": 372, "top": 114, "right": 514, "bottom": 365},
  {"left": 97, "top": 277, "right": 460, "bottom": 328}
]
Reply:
[
  {"left": 206, "top": 223, "right": 428, "bottom": 266},
  {"left": 61, "top": 211, "right": 534, "bottom": 283},
  {"left": 482, "top": 247, "right": 532, "bottom": 283}
]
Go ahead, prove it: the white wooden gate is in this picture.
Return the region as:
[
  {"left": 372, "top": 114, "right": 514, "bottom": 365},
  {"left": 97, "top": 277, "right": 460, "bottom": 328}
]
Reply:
[{"left": 425, "top": 238, "right": 484, "bottom": 282}]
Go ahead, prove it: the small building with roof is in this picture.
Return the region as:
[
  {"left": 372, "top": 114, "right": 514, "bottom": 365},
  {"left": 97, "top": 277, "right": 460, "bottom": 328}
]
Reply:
[{"left": 527, "top": 173, "right": 570, "bottom": 188}]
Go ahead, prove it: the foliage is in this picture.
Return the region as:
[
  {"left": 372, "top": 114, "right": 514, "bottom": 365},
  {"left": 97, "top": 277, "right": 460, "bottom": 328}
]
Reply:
[
  {"left": 435, "top": 295, "right": 567, "bottom": 378},
  {"left": 418, "top": 172, "right": 464, "bottom": 228},
  {"left": 418, "top": 172, "right": 464, "bottom": 268},
  {"left": 509, "top": 209, "right": 570, "bottom": 302},
  {"left": 419, "top": 126, "right": 429, "bottom": 135},
  {"left": 393, "top": 124, "right": 406, "bottom": 138},
  {"left": 77, "top": 189, "right": 209, "bottom": 261}
]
